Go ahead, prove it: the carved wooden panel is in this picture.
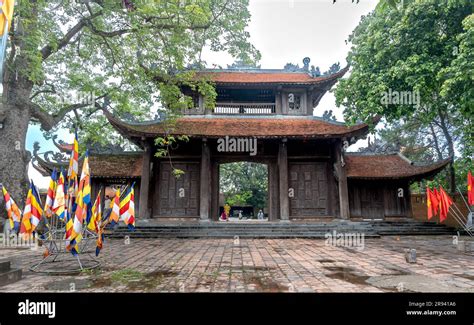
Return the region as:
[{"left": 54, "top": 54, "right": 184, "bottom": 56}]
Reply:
[
  {"left": 158, "top": 162, "right": 200, "bottom": 216},
  {"left": 289, "top": 162, "right": 328, "bottom": 216}
]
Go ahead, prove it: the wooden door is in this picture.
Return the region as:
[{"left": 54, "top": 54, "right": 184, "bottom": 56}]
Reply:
[
  {"left": 289, "top": 162, "right": 328, "bottom": 216},
  {"left": 360, "top": 186, "right": 384, "bottom": 219},
  {"left": 158, "top": 162, "right": 200, "bottom": 216}
]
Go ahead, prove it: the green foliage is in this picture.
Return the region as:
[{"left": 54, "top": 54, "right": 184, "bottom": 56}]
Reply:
[
  {"left": 220, "top": 162, "right": 268, "bottom": 209},
  {"left": 335, "top": 0, "right": 473, "bottom": 190},
  {"left": 11, "top": 0, "right": 259, "bottom": 145}
]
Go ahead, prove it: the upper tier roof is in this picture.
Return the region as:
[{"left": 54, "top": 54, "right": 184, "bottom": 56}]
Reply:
[{"left": 195, "top": 66, "right": 349, "bottom": 85}]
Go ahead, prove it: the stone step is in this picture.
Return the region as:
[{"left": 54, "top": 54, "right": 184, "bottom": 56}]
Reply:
[
  {"left": 0, "top": 268, "right": 22, "bottom": 287},
  {"left": 0, "top": 259, "right": 11, "bottom": 273},
  {"left": 105, "top": 221, "right": 457, "bottom": 239}
]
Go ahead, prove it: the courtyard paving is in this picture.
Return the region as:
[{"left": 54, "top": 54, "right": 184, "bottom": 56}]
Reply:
[{"left": 0, "top": 235, "right": 473, "bottom": 293}]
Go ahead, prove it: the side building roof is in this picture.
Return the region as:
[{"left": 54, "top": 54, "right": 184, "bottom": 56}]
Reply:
[{"left": 345, "top": 153, "right": 451, "bottom": 181}]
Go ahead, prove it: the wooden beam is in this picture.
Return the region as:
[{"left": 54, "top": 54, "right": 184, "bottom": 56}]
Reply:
[
  {"left": 278, "top": 139, "right": 290, "bottom": 221},
  {"left": 138, "top": 143, "right": 152, "bottom": 219},
  {"left": 334, "top": 141, "right": 350, "bottom": 219},
  {"left": 199, "top": 139, "right": 211, "bottom": 221}
]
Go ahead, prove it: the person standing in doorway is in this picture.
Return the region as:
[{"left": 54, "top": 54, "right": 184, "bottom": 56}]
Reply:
[{"left": 257, "top": 209, "right": 264, "bottom": 220}]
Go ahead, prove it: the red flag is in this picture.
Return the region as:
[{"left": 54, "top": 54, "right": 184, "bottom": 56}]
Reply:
[
  {"left": 432, "top": 188, "right": 440, "bottom": 216},
  {"left": 426, "top": 187, "right": 433, "bottom": 220},
  {"left": 468, "top": 171, "right": 474, "bottom": 206},
  {"left": 439, "top": 186, "right": 453, "bottom": 223}
]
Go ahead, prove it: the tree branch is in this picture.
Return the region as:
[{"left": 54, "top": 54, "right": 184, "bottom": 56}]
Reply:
[
  {"left": 40, "top": 10, "right": 103, "bottom": 61},
  {"left": 30, "top": 102, "right": 91, "bottom": 131}
]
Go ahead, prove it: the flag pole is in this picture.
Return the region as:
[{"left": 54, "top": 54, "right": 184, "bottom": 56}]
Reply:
[
  {"left": 448, "top": 206, "right": 473, "bottom": 237},
  {"left": 456, "top": 186, "right": 472, "bottom": 213}
]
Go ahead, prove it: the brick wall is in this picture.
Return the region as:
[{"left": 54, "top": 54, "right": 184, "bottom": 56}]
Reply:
[{"left": 411, "top": 193, "right": 471, "bottom": 229}]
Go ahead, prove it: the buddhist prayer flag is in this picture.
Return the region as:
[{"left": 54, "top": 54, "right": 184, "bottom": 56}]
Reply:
[
  {"left": 43, "top": 169, "right": 57, "bottom": 218},
  {"left": 119, "top": 185, "right": 135, "bottom": 231},
  {"left": 1, "top": 185, "right": 21, "bottom": 232},
  {"left": 0, "top": 0, "right": 14, "bottom": 81},
  {"left": 108, "top": 189, "right": 120, "bottom": 227},
  {"left": 67, "top": 153, "right": 92, "bottom": 255},
  {"left": 67, "top": 132, "right": 79, "bottom": 180},
  {"left": 88, "top": 190, "right": 102, "bottom": 232},
  {"left": 29, "top": 181, "right": 43, "bottom": 232},
  {"left": 0, "top": 0, "right": 14, "bottom": 35},
  {"left": 53, "top": 170, "right": 66, "bottom": 221},
  {"left": 20, "top": 188, "right": 33, "bottom": 239},
  {"left": 96, "top": 226, "right": 104, "bottom": 257},
  {"left": 65, "top": 175, "right": 77, "bottom": 246},
  {"left": 439, "top": 186, "right": 453, "bottom": 223},
  {"left": 468, "top": 171, "right": 474, "bottom": 206}
]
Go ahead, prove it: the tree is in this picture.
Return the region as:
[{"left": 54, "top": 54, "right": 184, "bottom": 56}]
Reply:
[
  {"left": 0, "top": 0, "right": 259, "bottom": 215},
  {"left": 358, "top": 118, "right": 470, "bottom": 192},
  {"left": 335, "top": 0, "right": 473, "bottom": 193},
  {"left": 220, "top": 162, "right": 268, "bottom": 210}
]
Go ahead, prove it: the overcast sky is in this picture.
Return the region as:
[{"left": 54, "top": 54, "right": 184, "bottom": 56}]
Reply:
[{"left": 28, "top": 0, "right": 379, "bottom": 188}]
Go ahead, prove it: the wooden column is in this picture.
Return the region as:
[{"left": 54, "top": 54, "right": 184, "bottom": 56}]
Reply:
[
  {"left": 210, "top": 161, "right": 219, "bottom": 221},
  {"left": 268, "top": 161, "right": 280, "bottom": 220},
  {"left": 199, "top": 139, "right": 211, "bottom": 221},
  {"left": 334, "top": 141, "right": 350, "bottom": 219},
  {"left": 278, "top": 139, "right": 290, "bottom": 221},
  {"left": 138, "top": 143, "right": 152, "bottom": 219},
  {"left": 275, "top": 87, "right": 282, "bottom": 114}
]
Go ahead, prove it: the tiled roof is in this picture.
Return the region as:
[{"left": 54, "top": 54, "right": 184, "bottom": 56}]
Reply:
[
  {"left": 108, "top": 116, "right": 372, "bottom": 139},
  {"left": 33, "top": 153, "right": 143, "bottom": 178},
  {"left": 195, "top": 67, "right": 348, "bottom": 84},
  {"left": 345, "top": 153, "right": 450, "bottom": 180},
  {"left": 89, "top": 154, "right": 143, "bottom": 178}
]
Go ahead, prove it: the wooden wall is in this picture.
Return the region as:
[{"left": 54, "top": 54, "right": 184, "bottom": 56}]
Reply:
[{"left": 348, "top": 180, "right": 411, "bottom": 219}]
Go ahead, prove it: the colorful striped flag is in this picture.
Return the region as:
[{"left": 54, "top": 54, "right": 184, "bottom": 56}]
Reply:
[
  {"left": 108, "top": 189, "right": 121, "bottom": 226},
  {"left": 96, "top": 226, "right": 104, "bottom": 257},
  {"left": 67, "top": 132, "right": 79, "bottom": 181},
  {"left": 29, "top": 181, "right": 43, "bottom": 232},
  {"left": 43, "top": 169, "right": 57, "bottom": 218},
  {"left": 119, "top": 185, "right": 135, "bottom": 231},
  {"left": 20, "top": 188, "right": 33, "bottom": 239},
  {"left": 0, "top": 0, "right": 15, "bottom": 35},
  {"left": 1, "top": 185, "right": 21, "bottom": 232},
  {"left": 0, "top": 0, "right": 14, "bottom": 82},
  {"left": 65, "top": 175, "right": 77, "bottom": 243},
  {"left": 52, "top": 170, "right": 66, "bottom": 221},
  {"left": 88, "top": 189, "right": 102, "bottom": 232},
  {"left": 67, "top": 153, "right": 92, "bottom": 255}
]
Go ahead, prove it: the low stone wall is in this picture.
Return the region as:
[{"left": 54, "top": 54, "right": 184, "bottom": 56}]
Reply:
[{"left": 411, "top": 193, "right": 471, "bottom": 229}]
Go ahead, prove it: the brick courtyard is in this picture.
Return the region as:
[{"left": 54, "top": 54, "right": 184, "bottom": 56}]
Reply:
[{"left": 0, "top": 236, "right": 473, "bottom": 293}]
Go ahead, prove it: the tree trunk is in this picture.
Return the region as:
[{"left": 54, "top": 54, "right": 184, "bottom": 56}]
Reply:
[
  {"left": 0, "top": 104, "right": 31, "bottom": 221},
  {"left": 437, "top": 110, "right": 456, "bottom": 193}
]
